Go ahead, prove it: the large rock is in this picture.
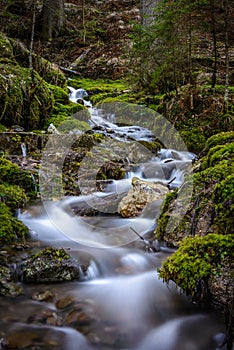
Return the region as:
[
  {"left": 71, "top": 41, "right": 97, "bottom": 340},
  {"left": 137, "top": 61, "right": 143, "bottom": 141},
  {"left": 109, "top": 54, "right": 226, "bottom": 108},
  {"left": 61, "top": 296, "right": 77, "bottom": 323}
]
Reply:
[
  {"left": 22, "top": 248, "right": 82, "bottom": 283},
  {"left": 118, "top": 177, "right": 169, "bottom": 217}
]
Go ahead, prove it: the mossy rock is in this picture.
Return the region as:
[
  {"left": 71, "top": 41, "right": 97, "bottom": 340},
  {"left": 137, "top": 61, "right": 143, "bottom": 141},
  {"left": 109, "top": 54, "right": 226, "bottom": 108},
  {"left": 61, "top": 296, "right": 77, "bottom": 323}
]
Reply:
[
  {"left": 10, "top": 38, "right": 67, "bottom": 87},
  {"left": 0, "top": 183, "right": 27, "bottom": 211},
  {"left": 213, "top": 174, "right": 234, "bottom": 234},
  {"left": 159, "top": 233, "right": 234, "bottom": 301},
  {"left": 0, "top": 202, "right": 29, "bottom": 244},
  {"left": 139, "top": 140, "right": 162, "bottom": 155},
  {"left": 205, "top": 131, "right": 234, "bottom": 151},
  {"left": 0, "top": 62, "right": 53, "bottom": 130},
  {"left": 44, "top": 102, "right": 90, "bottom": 133},
  {"left": 0, "top": 32, "right": 15, "bottom": 60},
  {"left": 22, "top": 247, "right": 82, "bottom": 283},
  {"left": 0, "top": 157, "right": 36, "bottom": 196},
  {"left": 47, "top": 84, "right": 69, "bottom": 104},
  {"left": 180, "top": 129, "right": 207, "bottom": 154}
]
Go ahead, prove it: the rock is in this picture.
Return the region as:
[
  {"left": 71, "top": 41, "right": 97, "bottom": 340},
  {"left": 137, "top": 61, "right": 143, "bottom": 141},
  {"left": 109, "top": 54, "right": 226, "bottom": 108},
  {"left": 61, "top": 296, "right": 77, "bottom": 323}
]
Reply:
[
  {"left": 0, "top": 265, "right": 22, "bottom": 297},
  {"left": 22, "top": 248, "right": 82, "bottom": 283},
  {"left": 56, "top": 295, "right": 75, "bottom": 309},
  {"left": 118, "top": 177, "right": 169, "bottom": 217},
  {"left": 32, "top": 290, "right": 54, "bottom": 302}
]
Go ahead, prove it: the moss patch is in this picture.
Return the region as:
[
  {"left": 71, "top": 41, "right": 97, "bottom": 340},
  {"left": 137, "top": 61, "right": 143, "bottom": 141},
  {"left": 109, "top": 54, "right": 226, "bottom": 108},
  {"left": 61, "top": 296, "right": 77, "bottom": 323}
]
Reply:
[
  {"left": 0, "top": 202, "right": 29, "bottom": 244},
  {"left": 159, "top": 233, "right": 234, "bottom": 298}
]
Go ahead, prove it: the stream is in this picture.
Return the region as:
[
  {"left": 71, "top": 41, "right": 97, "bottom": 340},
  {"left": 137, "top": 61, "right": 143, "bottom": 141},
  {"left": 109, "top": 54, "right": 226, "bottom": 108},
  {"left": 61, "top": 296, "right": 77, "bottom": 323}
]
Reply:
[{"left": 0, "top": 95, "right": 227, "bottom": 349}]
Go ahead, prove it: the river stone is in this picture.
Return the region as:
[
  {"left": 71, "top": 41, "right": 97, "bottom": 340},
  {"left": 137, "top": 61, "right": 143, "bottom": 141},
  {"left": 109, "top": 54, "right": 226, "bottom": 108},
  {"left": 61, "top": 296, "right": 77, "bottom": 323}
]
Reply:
[
  {"left": 22, "top": 248, "right": 81, "bottom": 283},
  {"left": 32, "top": 290, "right": 54, "bottom": 302},
  {"left": 118, "top": 177, "right": 169, "bottom": 218},
  {"left": 0, "top": 265, "right": 22, "bottom": 297}
]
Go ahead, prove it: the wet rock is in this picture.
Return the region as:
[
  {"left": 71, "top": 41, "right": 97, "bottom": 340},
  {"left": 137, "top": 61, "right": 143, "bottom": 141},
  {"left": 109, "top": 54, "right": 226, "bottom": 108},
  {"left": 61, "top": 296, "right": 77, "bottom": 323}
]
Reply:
[
  {"left": 118, "top": 177, "right": 169, "bottom": 217},
  {"left": 4, "top": 324, "right": 94, "bottom": 350},
  {"left": 22, "top": 248, "right": 82, "bottom": 283},
  {"left": 0, "top": 265, "right": 22, "bottom": 297},
  {"left": 27, "top": 309, "right": 62, "bottom": 327},
  {"left": 56, "top": 295, "right": 75, "bottom": 309},
  {"left": 32, "top": 290, "right": 54, "bottom": 302}
]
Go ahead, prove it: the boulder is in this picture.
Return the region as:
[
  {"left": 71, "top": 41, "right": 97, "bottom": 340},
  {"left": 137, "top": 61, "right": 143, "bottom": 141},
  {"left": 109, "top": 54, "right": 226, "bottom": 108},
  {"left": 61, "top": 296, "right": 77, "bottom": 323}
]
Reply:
[
  {"left": 22, "top": 248, "right": 82, "bottom": 283},
  {"left": 118, "top": 177, "right": 169, "bottom": 217}
]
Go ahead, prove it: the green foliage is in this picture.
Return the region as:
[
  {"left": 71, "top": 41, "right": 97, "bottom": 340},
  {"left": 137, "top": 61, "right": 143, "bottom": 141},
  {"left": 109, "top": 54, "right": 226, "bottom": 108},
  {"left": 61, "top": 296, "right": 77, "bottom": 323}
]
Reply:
[
  {"left": 159, "top": 234, "right": 234, "bottom": 295},
  {"left": 0, "top": 202, "right": 29, "bottom": 244}
]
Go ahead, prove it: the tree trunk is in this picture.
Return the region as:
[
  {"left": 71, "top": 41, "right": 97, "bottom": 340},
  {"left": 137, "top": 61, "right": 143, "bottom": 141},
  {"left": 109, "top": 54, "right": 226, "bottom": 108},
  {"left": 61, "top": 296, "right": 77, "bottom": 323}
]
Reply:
[
  {"left": 41, "top": 0, "right": 64, "bottom": 41},
  {"left": 140, "top": 0, "right": 161, "bottom": 25}
]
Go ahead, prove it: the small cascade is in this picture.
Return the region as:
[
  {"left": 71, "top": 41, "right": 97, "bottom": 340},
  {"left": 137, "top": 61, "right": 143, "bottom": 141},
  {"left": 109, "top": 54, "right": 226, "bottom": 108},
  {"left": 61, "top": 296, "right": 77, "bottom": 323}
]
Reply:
[
  {"left": 68, "top": 86, "right": 92, "bottom": 107},
  {"left": 21, "top": 142, "right": 27, "bottom": 158}
]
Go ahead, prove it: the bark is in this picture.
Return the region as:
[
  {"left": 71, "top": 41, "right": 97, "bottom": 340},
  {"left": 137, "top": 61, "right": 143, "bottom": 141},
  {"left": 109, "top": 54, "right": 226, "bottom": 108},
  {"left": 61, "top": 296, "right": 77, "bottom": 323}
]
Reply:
[
  {"left": 140, "top": 0, "right": 161, "bottom": 25},
  {"left": 41, "top": 0, "right": 65, "bottom": 41}
]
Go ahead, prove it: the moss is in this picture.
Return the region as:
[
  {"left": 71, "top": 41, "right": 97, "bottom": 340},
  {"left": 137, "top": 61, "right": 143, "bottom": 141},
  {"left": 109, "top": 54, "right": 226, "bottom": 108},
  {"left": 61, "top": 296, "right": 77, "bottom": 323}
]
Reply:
[
  {"left": 47, "top": 84, "right": 69, "bottom": 104},
  {"left": 0, "top": 183, "right": 27, "bottom": 211},
  {"left": 138, "top": 140, "right": 162, "bottom": 155},
  {"left": 159, "top": 233, "right": 234, "bottom": 297},
  {"left": 205, "top": 131, "right": 234, "bottom": 151},
  {"left": 180, "top": 129, "right": 207, "bottom": 154},
  {"left": 44, "top": 102, "right": 86, "bottom": 130},
  {"left": 155, "top": 190, "right": 178, "bottom": 240},
  {"left": 0, "top": 32, "right": 15, "bottom": 60},
  {"left": 0, "top": 202, "right": 29, "bottom": 244},
  {"left": 33, "top": 247, "right": 69, "bottom": 261},
  {"left": 57, "top": 118, "right": 90, "bottom": 133},
  {"left": 67, "top": 77, "right": 130, "bottom": 105},
  {"left": 209, "top": 142, "right": 234, "bottom": 167},
  {"left": 0, "top": 157, "right": 36, "bottom": 196},
  {"left": 0, "top": 62, "right": 54, "bottom": 130},
  {"left": 213, "top": 174, "right": 234, "bottom": 234}
]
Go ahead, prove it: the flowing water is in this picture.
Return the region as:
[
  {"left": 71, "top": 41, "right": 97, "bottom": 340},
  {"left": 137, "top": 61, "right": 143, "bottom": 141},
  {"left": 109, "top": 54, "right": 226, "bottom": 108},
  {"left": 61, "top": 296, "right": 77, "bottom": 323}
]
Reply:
[{"left": 0, "top": 96, "right": 228, "bottom": 349}]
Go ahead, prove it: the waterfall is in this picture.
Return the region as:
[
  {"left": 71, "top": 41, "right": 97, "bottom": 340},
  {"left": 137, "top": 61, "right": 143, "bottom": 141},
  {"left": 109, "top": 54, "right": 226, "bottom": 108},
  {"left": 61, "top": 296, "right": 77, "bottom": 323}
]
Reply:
[{"left": 21, "top": 142, "right": 27, "bottom": 158}]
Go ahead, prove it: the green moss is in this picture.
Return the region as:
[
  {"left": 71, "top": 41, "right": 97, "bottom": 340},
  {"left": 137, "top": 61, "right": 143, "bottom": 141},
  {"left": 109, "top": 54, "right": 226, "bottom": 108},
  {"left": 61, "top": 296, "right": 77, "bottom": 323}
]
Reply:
[
  {"left": 205, "top": 131, "right": 234, "bottom": 150},
  {"left": 0, "top": 157, "right": 36, "bottom": 196},
  {"left": 0, "top": 32, "right": 14, "bottom": 60},
  {"left": 213, "top": 174, "right": 234, "bottom": 234},
  {"left": 0, "top": 183, "right": 27, "bottom": 211},
  {"left": 180, "top": 129, "right": 207, "bottom": 154},
  {"left": 159, "top": 233, "right": 234, "bottom": 296},
  {"left": 33, "top": 247, "right": 69, "bottom": 261},
  {"left": 47, "top": 84, "right": 69, "bottom": 104},
  {"left": 209, "top": 142, "right": 234, "bottom": 167},
  {"left": 0, "top": 62, "right": 53, "bottom": 130},
  {"left": 155, "top": 190, "right": 178, "bottom": 240},
  {"left": 0, "top": 202, "right": 29, "bottom": 244},
  {"left": 194, "top": 161, "right": 234, "bottom": 186},
  {"left": 58, "top": 117, "right": 90, "bottom": 133},
  {"left": 44, "top": 102, "right": 86, "bottom": 130},
  {"left": 138, "top": 140, "right": 162, "bottom": 155}
]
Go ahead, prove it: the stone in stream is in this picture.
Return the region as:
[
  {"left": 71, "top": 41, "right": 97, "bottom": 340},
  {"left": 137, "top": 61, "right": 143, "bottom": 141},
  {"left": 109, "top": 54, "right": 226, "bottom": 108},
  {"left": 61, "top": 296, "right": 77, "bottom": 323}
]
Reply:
[
  {"left": 21, "top": 248, "right": 83, "bottom": 283},
  {"left": 0, "top": 265, "right": 22, "bottom": 297},
  {"left": 118, "top": 177, "right": 169, "bottom": 218}
]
